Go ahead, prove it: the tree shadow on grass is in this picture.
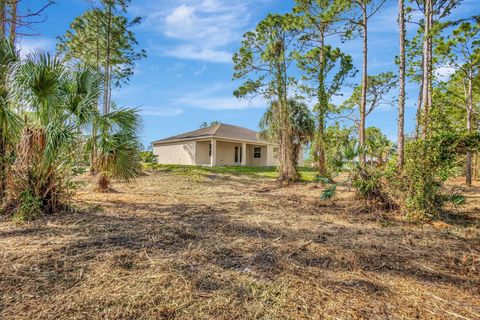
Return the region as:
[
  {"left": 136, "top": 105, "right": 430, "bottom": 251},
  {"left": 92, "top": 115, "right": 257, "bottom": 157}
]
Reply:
[
  {"left": 1, "top": 199, "right": 479, "bottom": 318},
  {"left": 438, "top": 210, "right": 479, "bottom": 228}
]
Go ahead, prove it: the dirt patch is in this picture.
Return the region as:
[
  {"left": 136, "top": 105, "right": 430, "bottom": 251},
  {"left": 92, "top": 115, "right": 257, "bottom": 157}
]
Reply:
[{"left": 0, "top": 171, "right": 479, "bottom": 319}]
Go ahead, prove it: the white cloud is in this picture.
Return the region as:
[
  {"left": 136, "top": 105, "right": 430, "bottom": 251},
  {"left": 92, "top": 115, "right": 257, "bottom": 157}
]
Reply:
[
  {"left": 141, "top": 0, "right": 251, "bottom": 63},
  {"left": 175, "top": 95, "right": 264, "bottom": 110},
  {"left": 139, "top": 107, "right": 183, "bottom": 117},
  {"left": 171, "top": 82, "right": 266, "bottom": 110},
  {"left": 163, "top": 1, "right": 247, "bottom": 46},
  {"left": 435, "top": 66, "right": 455, "bottom": 81},
  {"left": 162, "top": 45, "right": 231, "bottom": 63},
  {"left": 18, "top": 37, "right": 55, "bottom": 57},
  {"left": 165, "top": 4, "right": 194, "bottom": 31}
]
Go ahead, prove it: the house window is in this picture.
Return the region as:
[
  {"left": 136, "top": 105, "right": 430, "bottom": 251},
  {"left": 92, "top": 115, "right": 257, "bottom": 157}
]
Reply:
[
  {"left": 254, "top": 147, "right": 261, "bottom": 158},
  {"left": 209, "top": 143, "right": 212, "bottom": 156}
]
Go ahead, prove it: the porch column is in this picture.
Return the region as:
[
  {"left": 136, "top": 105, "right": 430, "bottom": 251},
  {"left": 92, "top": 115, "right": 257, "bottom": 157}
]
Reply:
[
  {"left": 210, "top": 139, "right": 216, "bottom": 166},
  {"left": 241, "top": 142, "right": 246, "bottom": 166}
]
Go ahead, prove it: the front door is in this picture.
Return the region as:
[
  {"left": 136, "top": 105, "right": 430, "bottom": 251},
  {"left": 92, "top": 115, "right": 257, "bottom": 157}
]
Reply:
[{"left": 234, "top": 146, "right": 242, "bottom": 164}]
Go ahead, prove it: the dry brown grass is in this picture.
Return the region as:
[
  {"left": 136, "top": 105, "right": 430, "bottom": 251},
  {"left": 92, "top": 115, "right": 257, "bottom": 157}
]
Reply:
[{"left": 1, "top": 171, "right": 479, "bottom": 319}]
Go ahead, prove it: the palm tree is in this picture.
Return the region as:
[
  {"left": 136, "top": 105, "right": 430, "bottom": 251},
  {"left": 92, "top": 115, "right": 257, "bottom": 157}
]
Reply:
[
  {"left": 88, "top": 106, "right": 142, "bottom": 191},
  {"left": 6, "top": 52, "right": 98, "bottom": 216},
  {"left": 67, "top": 66, "right": 102, "bottom": 170},
  {"left": 290, "top": 100, "right": 316, "bottom": 167},
  {"left": 365, "top": 127, "right": 393, "bottom": 165},
  {"left": 260, "top": 99, "right": 315, "bottom": 175},
  {"left": 0, "top": 39, "right": 20, "bottom": 204},
  {"left": 1, "top": 47, "right": 141, "bottom": 217},
  {"left": 67, "top": 66, "right": 103, "bottom": 127}
]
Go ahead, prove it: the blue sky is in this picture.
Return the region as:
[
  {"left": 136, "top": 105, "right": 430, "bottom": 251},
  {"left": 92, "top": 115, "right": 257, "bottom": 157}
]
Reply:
[{"left": 18, "top": 0, "right": 478, "bottom": 146}]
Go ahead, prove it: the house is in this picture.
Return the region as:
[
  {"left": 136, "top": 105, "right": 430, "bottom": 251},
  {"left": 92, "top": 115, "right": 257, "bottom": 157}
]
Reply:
[{"left": 152, "top": 123, "right": 304, "bottom": 166}]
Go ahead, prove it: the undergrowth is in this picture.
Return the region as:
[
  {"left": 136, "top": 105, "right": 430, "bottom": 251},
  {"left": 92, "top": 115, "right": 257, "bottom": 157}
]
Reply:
[{"left": 320, "top": 130, "right": 480, "bottom": 221}]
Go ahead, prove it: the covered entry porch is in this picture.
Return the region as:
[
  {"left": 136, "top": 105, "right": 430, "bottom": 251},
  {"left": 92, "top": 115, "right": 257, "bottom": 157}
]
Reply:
[{"left": 194, "top": 139, "right": 273, "bottom": 166}]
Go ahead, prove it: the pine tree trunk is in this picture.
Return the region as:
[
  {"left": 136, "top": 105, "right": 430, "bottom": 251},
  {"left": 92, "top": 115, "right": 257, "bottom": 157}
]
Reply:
[
  {"left": 103, "top": 67, "right": 109, "bottom": 114},
  {"left": 274, "top": 37, "right": 298, "bottom": 184},
  {"left": 397, "top": 0, "right": 406, "bottom": 170},
  {"left": 103, "top": 4, "right": 112, "bottom": 115},
  {"left": 90, "top": 9, "right": 102, "bottom": 173},
  {"left": 103, "top": 61, "right": 111, "bottom": 115},
  {"left": 415, "top": 71, "right": 423, "bottom": 138},
  {"left": 278, "top": 128, "right": 298, "bottom": 184},
  {"left": 427, "top": 26, "right": 433, "bottom": 110},
  {"left": 420, "top": 0, "right": 432, "bottom": 138},
  {"left": 0, "top": 0, "right": 6, "bottom": 37},
  {"left": 466, "top": 76, "right": 473, "bottom": 186},
  {"left": 8, "top": 0, "right": 17, "bottom": 43},
  {"left": 90, "top": 120, "right": 97, "bottom": 175},
  {"left": 316, "top": 29, "right": 327, "bottom": 177},
  {"left": 473, "top": 153, "right": 478, "bottom": 181},
  {"left": 276, "top": 95, "right": 298, "bottom": 183},
  {"left": 317, "top": 114, "right": 327, "bottom": 176},
  {"left": 359, "top": 6, "right": 368, "bottom": 166},
  {"left": 466, "top": 152, "right": 472, "bottom": 186}
]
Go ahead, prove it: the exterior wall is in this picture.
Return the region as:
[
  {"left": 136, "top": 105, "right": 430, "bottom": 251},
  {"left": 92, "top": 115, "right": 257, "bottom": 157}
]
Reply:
[
  {"left": 195, "top": 141, "right": 210, "bottom": 165},
  {"left": 153, "top": 141, "right": 195, "bottom": 165},
  {"left": 266, "top": 145, "right": 279, "bottom": 166},
  {"left": 215, "top": 140, "right": 243, "bottom": 165},
  {"left": 246, "top": 145, "right": 268, "bottom": 166},
  {"left": 264, "top": 145, "right": 304, "bottom": 167},
  {"left": 153, "top": 138, "right": 285, "bottom": 167}
]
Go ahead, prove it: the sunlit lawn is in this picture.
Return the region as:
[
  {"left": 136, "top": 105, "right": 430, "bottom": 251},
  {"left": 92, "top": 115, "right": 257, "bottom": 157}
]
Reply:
[{"left": 146, "top": 164, "right": 319, "bottom": 181}]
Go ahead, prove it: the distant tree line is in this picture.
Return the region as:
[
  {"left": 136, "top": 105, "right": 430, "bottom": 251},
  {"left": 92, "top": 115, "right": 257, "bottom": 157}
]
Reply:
[{"left": 233, "top": 0, "right": 480, "bottom": 219}]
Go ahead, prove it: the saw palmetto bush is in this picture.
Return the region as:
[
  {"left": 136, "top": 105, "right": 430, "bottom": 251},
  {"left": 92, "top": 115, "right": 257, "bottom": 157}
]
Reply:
[
  {"left": 319, "top": 141, "right": 395, "bottom": 209},
  {"left": 5, "top": 52, "right": 100, "bottom": 220},
  {"left": 87, "top": 106, "right": 142, "bottom": 192},
  {"left": 0, "top": 39, "right": 21, "bottom": 205}
]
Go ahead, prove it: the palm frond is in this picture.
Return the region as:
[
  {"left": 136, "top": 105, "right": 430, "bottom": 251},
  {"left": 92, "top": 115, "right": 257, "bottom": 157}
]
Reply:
[
  {"left": 8, "top": 51, "right": 67, "bottom": 126},
  {"left": 95, "top": 107, "right": 143, "bottom": 182},
  {"left": 320, "top": 184, "right": 337, "bottom": 201},
  {"left": 67, "top": 66, "right": 102, "bottom": 127}
]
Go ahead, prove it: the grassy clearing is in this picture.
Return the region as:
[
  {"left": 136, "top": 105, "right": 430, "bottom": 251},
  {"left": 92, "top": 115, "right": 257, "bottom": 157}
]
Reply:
[
  {"left": 145, "top": 164, "right": 320, "bottom": 181},
  {"left": 0, "top": 172, "right": 479, "bottom": 319}
]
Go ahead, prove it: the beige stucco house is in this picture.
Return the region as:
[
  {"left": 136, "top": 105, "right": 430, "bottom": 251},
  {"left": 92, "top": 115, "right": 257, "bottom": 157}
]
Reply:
[{"left": 152, "top": 123, "right": 303, "bottom": 167}]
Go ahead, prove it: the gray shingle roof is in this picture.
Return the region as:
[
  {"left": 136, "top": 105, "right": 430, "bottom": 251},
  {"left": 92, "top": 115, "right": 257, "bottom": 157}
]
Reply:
[{"left": 152, "top": 123, "right": 268, "bottom": 144}]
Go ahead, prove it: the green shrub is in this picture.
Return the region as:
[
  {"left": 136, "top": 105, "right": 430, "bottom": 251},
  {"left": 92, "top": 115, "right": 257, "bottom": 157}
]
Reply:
[
  {"left": 351, "top": 166, "right": 396, "bottom": 209},
  {"left": 384, "top": 131, "right": 480, "bottom": 220},
  {"left": 72, "top": 165, "right": 87, "bottom": 176},
  {"left": 320, "top": 130, "right": 480, "bottom": 221},
  {"left": 140, "top": 150, "right": 156, "bottom": 164},
  {"left": 13, "top": 190, "right": 43, "bottom": 221}
]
